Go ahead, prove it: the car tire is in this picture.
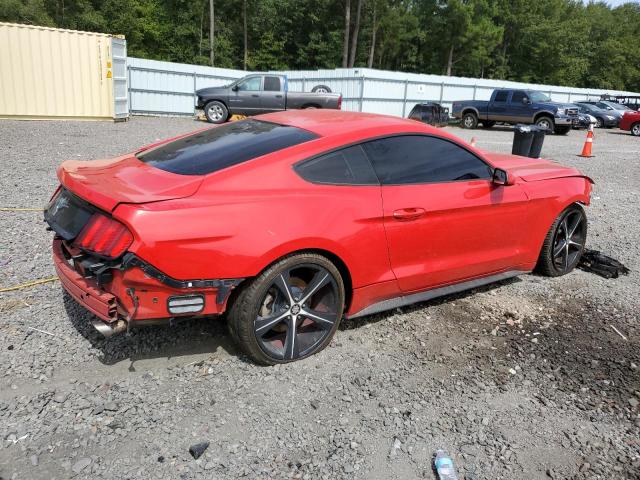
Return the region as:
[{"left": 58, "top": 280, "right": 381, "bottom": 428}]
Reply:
[
  {"left": 311, "top": 85, "right": 332, "bottom": 93},
  {"left": 204, "top": 100, "right": 229, "bottom": 124},
  {"left": 461, "top": 112, "right": 478, "bottom": 129},
  {"left": 227, "top": 253, "right": 345, "bottom": 365},
  {"left": 630, "top": 122, "right": 640, "bottom": 136},
  {"left": 481, "top": 121, "right": 496, "bottom": 128},
  {"left": 554, "top": 126, "right": 571, "bottom": 135},
  {"left": 535, "top": 116, "right": 554, "bottom": 132},
  {"left": 535, "top": 204, "right": 587, "bottom": 277},
  {"left": 595, "top": 117, "right": 604, "bottom": 128}
]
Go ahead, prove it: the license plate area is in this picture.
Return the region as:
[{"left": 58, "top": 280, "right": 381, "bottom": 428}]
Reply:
[{"left": 44, "top": 189, "right": 94, "bottom": 240}]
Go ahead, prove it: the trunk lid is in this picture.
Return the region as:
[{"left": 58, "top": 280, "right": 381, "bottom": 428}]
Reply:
[
  {"left": 483, "top": 152, "right": 585, "bottom": 182},
  {"left": 58, "top": 155, "right": 203, "bottom": 212}
]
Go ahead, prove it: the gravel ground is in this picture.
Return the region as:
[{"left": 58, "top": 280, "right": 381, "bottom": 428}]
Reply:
[{"left": 1, "top": 117, "right": 639, "bottom": 480}]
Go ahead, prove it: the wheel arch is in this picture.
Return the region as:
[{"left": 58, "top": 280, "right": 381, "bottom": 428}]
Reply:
[
  {"left": 461, "top": 107, "right": 479, "bottom": 117},
  {"left": 228, "top": 246, "right": 354, "bottom": 312},
  {"left": 204, "top": 98, "right": 230, "bottom": 112},
  {"left": 533, "top": 111, "right": 554, "bottom": 122}
]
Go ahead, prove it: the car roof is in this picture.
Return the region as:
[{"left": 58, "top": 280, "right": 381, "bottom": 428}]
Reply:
[{"left": 256, "top": 109, "right": 435, "bottom": 138}]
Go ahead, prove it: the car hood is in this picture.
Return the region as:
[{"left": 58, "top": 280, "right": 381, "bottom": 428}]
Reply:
[
  {"left": 483, "top": 152, "right": 589, "bottom": 182},
  {"left": 196, "top": 86, "right": 231, "bottom": 96},
  {"left": 58, "top": 155, "right": 203, "bottom": 212},
  {"left": 537, "top": 102, "right": 575, "bottom": 110}
]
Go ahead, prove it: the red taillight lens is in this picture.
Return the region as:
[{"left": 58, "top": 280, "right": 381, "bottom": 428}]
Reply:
[
  {"left": 337, "top": 95, "right": 342, "bottom": 110},
  {"left": 74, "top": 213, "right": 133, "bottom": 258}
]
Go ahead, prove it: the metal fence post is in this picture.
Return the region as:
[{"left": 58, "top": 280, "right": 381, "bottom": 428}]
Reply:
[
  {"left": 302, "top": 77, "right": 306, "bottom": 92},
  {"left": 473, "top": 85, "right": 477, "bottom": 100},
  {"left": 193, "top": 72, "right": 197, "bottom": 115},
  {"left": 359, "top": 76, "right": 365, "bottom": 112},
  {"left": 439, "top": 82, "right": 444, "bottom": 103},
  {"left": 401, "top": 80, "right": 408, "bottom": 117},
  {"left": 127, "top": 66, "right": 132, "bottom": 115}
]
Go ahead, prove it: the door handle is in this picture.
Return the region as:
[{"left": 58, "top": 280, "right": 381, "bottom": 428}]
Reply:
[
  {"left": 252, "top": 94, "right": 259, "bottom": 97},
  {"left": 393, "top": 208, "right": 426, "bottom": 221},
  {"left": 275, "top": 94, "right": 283, "bottom": 98}
]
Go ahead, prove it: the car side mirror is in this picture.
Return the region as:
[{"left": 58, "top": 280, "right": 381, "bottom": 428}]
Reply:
[
  {"left": 232, "top": 85, "right": 239, "bottom": 92},
  {"left": 522, "top": 98, "right": 530, "bottom": 104},
  {"left": 493, "top": 168, "right": 514, "bottom": 186}
]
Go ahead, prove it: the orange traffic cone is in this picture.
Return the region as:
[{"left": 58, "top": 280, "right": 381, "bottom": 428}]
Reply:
[
  {"left": 469, "top": 137, "right": 477, "bottom": 147},
  {"left": 578, "top": 125, "right": 594, "bottom": 158}
]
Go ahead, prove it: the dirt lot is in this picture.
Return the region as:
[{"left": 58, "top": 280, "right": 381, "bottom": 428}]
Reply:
[{"left": 1, "top": 118, "right": 639, "bottom": 480}]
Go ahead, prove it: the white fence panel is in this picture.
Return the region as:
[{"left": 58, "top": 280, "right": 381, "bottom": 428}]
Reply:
[{"left": 126, "top": 58, "right": 640, "bottom": 117}]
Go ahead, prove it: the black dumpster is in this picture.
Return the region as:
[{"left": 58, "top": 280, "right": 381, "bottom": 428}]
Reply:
[
  {"left": 529, "top": 125, "right": 548, "bottom": 158},
  {"left": 512, "top": 124, "right": 548, "bottom": 158},
  {"left": 512, "top": 124, "right": 534, "bottom": 156}
]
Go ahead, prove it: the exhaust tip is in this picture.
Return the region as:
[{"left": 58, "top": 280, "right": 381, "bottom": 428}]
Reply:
[{"left": 91, "top": 319, "right": 127, "bottom": 337}]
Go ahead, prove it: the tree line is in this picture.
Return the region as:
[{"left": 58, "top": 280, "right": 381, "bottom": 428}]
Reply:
[{"left": 2, "top": 0, "right": 640, "bottom": 91}]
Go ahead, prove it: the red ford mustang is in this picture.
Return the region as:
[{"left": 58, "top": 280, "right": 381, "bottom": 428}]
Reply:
[{"left": 45, "top": 110, "right": 592, "bottom": 364}]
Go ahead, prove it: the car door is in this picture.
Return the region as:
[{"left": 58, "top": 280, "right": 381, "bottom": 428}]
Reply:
[
  {"left": 508, "top": 90, "right": 531, "bottom": 123},
  {"left": 228, "top": 75, "right": 263, "bottom": 115},
  {"left": 487, "top": 90, "right": 509, "bottom": 122},
  {"left": 261, "top": 76, "right": 286, "bottom": 113},
  {"left": 363, "top": 135, "right": 530, "bottom": 293}
]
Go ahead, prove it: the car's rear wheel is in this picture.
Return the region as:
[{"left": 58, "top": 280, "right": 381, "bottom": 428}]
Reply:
[
  {"left": 631, "top": 122, "right": 640, "bottom": 136},
  {"left": 204, "top": 101, "right": 229, "bottom": 124},
  {"left": 227, "top": 253, "right": 345, "bottom": 365},
  {"left": 461, "top": 112, "right": 478, "bottom": 129},
  {"left": 536, "top": 204, "right": 587, "bottom": 277}
]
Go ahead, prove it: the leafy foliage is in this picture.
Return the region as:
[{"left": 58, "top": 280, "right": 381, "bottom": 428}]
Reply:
[{"left": 1, "top": 0, "right": 639, "bottom": 90}]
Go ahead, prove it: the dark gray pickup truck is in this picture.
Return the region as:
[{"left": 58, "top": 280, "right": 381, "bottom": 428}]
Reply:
[
  {"left": 451, "top": 89, "right": 579, "bottom": 135},
  {"left": 196, "top": 74, "right": 342, "bottom": 123}
]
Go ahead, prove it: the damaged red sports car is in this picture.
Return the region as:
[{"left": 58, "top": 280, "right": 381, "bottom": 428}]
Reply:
[{"left": 45, "top": 110, "right": 592, "bottom": 364}]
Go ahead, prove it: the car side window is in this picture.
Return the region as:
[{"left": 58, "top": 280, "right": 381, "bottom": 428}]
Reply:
[
  {"left": 264, "top": 76, "right": 281, "bottom": 92},
  {"left": 295, "top": 145, "right": 379, "bottom": 185},
  {"left": 237, "top": 77, "right": 262, "bottom": 91},
  {"left": 494, "top": 90, "right": 508, "bottom": 102},
  {"left": 363, "top": 135, "right": 493, "bottom": 185},
  {"left": 511, "top": 91, "right": 527, "bottom": 103}
]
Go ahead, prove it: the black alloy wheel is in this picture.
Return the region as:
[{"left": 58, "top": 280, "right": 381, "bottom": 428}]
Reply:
[
  {"left": 227, "top": 254, "right": 344, "bottom": 365},
  {"left": 536, "top": 205, "right": 587, "bottom": 277}
]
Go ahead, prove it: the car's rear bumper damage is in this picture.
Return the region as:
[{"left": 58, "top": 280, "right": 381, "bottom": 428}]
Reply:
[{"left": 52, "top": 238, "right": 243, "bottom": 337}]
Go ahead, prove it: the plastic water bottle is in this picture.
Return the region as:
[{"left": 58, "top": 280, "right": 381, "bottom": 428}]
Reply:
[{"left": 434, "top": 449, "right": 458, "bottom": 480}]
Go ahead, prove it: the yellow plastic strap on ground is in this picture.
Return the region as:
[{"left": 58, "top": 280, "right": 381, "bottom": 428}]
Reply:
[
  {"left": 0, "top": 277, "right": 59, "bottom": 293},
  {"left": 0, "top": 207, "right": 44, "bottom": 212}
]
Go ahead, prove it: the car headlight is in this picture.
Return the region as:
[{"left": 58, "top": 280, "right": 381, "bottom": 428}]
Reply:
[
  {"left": 607, "top": 115, "right": 615, "bottom": 120},
  {"left": 556, "top": 108, "right": 565, "bottom": 115}
]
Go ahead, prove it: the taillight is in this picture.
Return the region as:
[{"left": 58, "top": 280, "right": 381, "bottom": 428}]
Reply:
[
  {"left": 74, "top": 213, "right": 133, "bottom": 258},
  {"left": 337, "top": 95, "right": 342, "bottom": 110}
]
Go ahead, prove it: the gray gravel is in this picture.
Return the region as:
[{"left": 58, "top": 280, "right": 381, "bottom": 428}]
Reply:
[{"left": 1, "top": 117, "right": 639, "bottom": 479}]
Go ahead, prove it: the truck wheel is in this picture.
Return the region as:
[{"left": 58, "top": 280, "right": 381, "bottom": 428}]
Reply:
[
  {"left": 554, "top": 126, "right": 571, "bottom": 135},
  {"left": 535, "top": 116, "right": 554, "bottom": 132},
  {"left": 461, "top": 112, "right": 478, "bottom": 129},
  {"left": 481, "top": 121, "right": 496, "bottom": 128},
  {"left": 204, "top": 101, "right": 229, "bottom": 124},
  {"left": 311, "top": 85, "right": 331, "bottom": 93},
  {"left": 631, "top": 123, "right": 640, "bottom": 136}
]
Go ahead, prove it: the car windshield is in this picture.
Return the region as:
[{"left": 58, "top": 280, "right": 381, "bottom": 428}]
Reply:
[
  {"left": 137, "top": 119, "right": 318, "bottom": 175},
  {"left": 608, "top": 102, "right": 631, "bottom": 111},
  {"left": 528, "top": 91, "right": 551, "bottom": 102}
]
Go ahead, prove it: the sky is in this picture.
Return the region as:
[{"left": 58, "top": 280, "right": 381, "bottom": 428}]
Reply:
[{"left": 603, "top": 0, "right": 639, "bottom": 5}]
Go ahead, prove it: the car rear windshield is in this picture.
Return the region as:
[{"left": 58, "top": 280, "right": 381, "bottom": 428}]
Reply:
[{"left": 136, "top": 119, "right": 318, "bottom": 175}]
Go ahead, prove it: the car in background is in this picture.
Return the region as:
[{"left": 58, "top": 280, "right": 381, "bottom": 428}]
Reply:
[
  {"left": 44, "top": 110, "right": 592, "bottom": 365},
  {"left": 572, "top": 111, "right": 596, "bottom": 130},
  {"left": 620, "top": 110, "right": 640, "bottom": 136},
  {"left": 452, "top": 89, "right": 578, "bottom": 135},
  {"left": 575, "top": 103, "right": 619, "bottom": 128},
  {"left": 196, "top": 74, "right": 342, "bottom": 123},
  {"left": 592, "top": 100, "right": 633, "bottom": 113},
  {"left": 407, "top": 102, "right": 449, "bottom": 127}
]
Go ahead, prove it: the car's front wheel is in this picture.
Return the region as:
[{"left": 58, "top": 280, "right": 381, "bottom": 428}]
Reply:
[
  {"left": 631, "top": 122, "right": 640, "bottom": 136},
  {"left": 227, "top": 253, "right": 345, "bottom": 365},
  {"left": 535, "top": 116, "right": 554, "bottom": 132},
  {"left": 204, "top": 101, "right": 229, "bottom": 124},
  {"left": 536, "top": 204, "right": 587, "bottom": 277},
  {"left": 595, "top": 117, "right": 604, "bottom": 128}
]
